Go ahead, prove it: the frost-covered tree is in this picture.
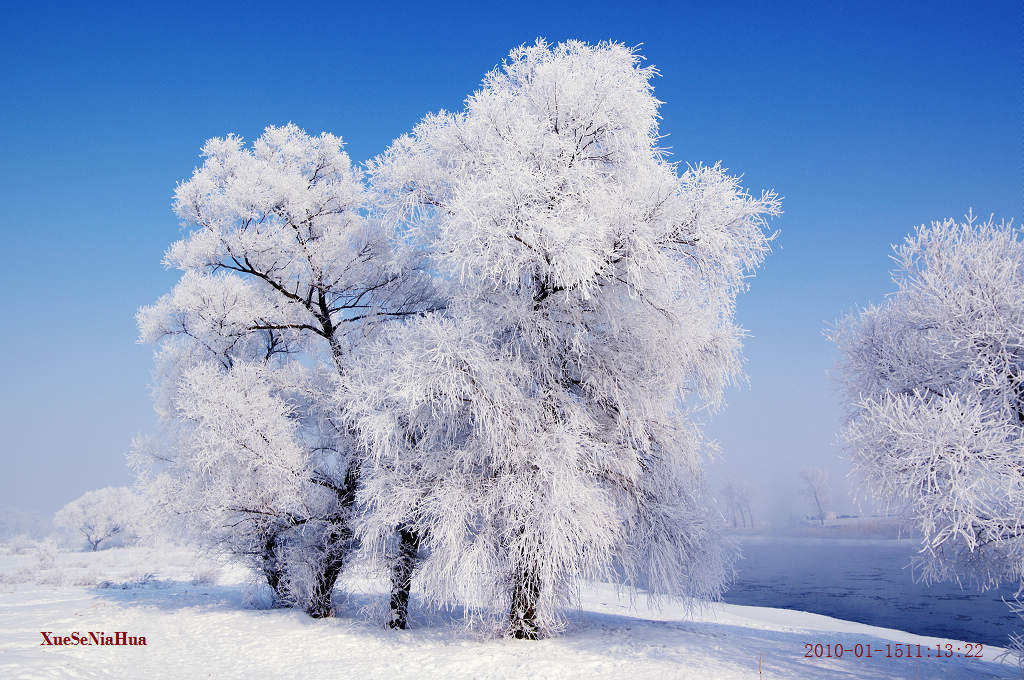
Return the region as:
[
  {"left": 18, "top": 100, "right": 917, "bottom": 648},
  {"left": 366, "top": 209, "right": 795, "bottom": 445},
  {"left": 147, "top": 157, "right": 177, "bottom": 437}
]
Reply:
[
  {"left": 135, "top": 124, "right": 433, "bottom": 617},
  {"left": 799, "top": 467, "right": 830, "bottom": 527},
  {"left": 1001, "top": 597, "right": 1024, "bottom": 670},
  {"left": 54, "top": 487, "right": 140, "bottom": 551},
  {"left": 343, "top": 39, "right": 780, "bottom": 638},
  {"left": 721, "top": 483, "right": 753, "bottom": 529},
  {"left": 830, "top": 214, "right": 1024, "bottom": 589}
]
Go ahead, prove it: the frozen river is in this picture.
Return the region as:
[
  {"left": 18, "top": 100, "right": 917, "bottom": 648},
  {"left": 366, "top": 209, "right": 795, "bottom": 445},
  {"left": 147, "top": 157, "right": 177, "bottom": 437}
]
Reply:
[{"left": 723, "top": 536, "right": 1018, "bottom": 646}]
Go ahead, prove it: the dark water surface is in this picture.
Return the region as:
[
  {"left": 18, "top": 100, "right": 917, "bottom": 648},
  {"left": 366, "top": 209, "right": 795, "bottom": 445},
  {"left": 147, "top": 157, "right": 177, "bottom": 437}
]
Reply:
[{"left": 723, "top": 536, "right": 1018, "bottom": 647}]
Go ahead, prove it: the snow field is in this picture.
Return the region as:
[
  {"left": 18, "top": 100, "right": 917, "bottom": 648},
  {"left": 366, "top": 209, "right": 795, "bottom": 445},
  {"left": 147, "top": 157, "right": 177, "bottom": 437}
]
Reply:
[{"left": 0, "top": 545, "right": 1015, "bottom": 680}]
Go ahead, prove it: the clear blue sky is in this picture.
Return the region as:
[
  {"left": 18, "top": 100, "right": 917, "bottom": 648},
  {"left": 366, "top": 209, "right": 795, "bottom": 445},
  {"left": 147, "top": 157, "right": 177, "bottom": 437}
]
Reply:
[{"left": 0, "top": 1, "right": 1019, "bottom": 520}]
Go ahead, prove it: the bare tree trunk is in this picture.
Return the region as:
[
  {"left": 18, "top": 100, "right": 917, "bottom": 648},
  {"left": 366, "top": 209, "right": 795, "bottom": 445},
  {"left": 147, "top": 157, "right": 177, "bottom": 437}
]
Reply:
[
  {"left": 307, "top": 543, "right": 348, "bottom": 618},
  {"left": 260, "top": 533, "right": 289, "bottom": 604},
  {"left": 510, "top": 563, "right": 541, "bottom": 640},
  {"left": 388, "top": 525, "right": 420, "bottom": 629},
  {"left": 306, "top": 461, "right": 358, "bottom": 619},
  {"left": 813, "top": 491, "right": 825, "bottom": 527}
]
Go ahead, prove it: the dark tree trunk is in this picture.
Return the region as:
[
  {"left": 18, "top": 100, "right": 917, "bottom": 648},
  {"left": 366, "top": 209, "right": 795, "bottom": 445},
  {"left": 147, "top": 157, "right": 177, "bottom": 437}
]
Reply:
[
  {"left": 388, "top": 525, "right": 420, "bottom": 630},
  {"left": 307, "top": 544, "right": 347, "bottom": 619},
  {"left": 509, "top": 564, "right": 541, "bottom": 640},
  {"left": 261, "top": 534, "right": 288, "bottom": 603},
  {"left": 264, "top": 566, "right": 282, "bottom": 595},
  {"left": 305, "top": 461, "right": 359, "bottom": 619}
]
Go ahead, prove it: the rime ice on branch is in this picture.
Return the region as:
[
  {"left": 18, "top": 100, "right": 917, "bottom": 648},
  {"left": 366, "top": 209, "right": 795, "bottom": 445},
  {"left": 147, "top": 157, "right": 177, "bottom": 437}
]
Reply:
[
  {"left": 831, "top": 214, "right": 1024, "bottom": 590},
  {"left": 343, "top": 39, "right": 780, "bottom": 638}
]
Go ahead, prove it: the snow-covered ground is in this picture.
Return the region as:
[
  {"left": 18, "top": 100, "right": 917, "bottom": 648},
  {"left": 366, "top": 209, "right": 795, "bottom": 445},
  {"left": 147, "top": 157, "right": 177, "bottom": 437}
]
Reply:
[{"left": 0, "top": 543, "right": 1016, "bottom": 679}]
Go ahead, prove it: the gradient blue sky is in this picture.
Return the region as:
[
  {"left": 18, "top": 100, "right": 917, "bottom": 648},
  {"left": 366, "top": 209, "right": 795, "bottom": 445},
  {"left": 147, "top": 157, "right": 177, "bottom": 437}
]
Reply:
[{"left": 1, "top": 1, "right": 1019, "bottom": 520}]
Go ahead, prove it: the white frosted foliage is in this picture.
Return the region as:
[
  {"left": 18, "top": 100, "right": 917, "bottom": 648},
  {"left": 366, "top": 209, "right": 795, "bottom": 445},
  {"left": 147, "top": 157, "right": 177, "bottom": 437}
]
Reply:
[
  {"left": 136, "top": 123, "right": 433, "bottom": 616},
  {"left": 344, "top": 39, "right": 779, "bottom": 637},
  {"left": 831, "top": 213, "right": 1024, "bottom": 589},
  {"left": 54, "top": 487, "right": 141, "bottom": 551}
]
